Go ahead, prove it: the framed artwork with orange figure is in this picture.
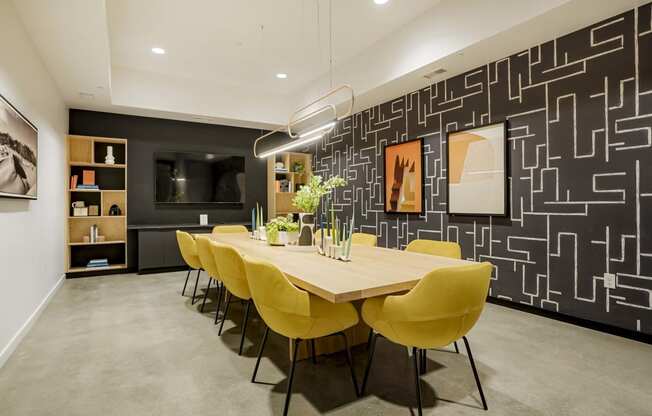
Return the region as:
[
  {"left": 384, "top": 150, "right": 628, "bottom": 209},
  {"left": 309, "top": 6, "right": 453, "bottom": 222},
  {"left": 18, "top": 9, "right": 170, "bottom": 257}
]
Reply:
[
  {"left": 447, "top": 122, "right": 508, "bottom": 216},
  {"left": 383, "top": 139, "right": 423, "bottom": 214}
]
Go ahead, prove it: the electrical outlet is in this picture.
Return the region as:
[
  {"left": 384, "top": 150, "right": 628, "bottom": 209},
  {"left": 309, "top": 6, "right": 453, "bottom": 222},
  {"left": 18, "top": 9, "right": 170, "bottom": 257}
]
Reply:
[{"left": 604, "top": 273, "right": 616, "bottom": 289}]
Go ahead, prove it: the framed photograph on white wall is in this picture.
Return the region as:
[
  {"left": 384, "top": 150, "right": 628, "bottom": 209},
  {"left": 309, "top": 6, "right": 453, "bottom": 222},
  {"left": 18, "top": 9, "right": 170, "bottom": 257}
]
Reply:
[
  {"left": 0, "top": 93, "right": 38, "bottom": 199},
  {"left": 446, "top": 122, "right": 507, "bottom": 216}
]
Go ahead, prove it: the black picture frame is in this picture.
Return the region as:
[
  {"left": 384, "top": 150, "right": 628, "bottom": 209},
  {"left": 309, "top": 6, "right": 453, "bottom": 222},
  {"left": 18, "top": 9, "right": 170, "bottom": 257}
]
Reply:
[
  {"left": 445, "top": 121, "right": 509, "bottom": 217},
  {"left": 383, "top": 138, "right": 425, "bottom": 215},
  {"left": 0, "top": 93, "right": 38, "bottom": 200}
]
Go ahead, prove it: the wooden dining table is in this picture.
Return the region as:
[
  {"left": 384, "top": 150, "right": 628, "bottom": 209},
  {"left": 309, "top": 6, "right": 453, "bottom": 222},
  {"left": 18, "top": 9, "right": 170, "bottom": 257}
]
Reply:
[{"left": 198, "top": 232, "right": 477, "bottom": 358}]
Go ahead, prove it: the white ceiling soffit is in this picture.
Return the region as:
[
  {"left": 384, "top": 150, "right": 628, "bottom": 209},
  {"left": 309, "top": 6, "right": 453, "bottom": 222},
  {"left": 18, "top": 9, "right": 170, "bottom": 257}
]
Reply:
[
  {"left": 12, "top": 0, "right": 112, "bottom": 108},
  {"left": 12, "top": 0, "right": 649, "bottom": 129}
]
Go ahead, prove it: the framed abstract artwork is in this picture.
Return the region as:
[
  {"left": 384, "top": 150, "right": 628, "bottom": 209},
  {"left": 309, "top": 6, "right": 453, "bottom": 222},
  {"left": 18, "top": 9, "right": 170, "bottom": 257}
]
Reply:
[
  {"left": 0, "top": 94, "right": 38, "bottom": 199},
  {"left": 446, "top": 122, "right": 507, "bottom": 216},
  {"left": 384, "top": 139, "right": 423, "bottom": 214}
]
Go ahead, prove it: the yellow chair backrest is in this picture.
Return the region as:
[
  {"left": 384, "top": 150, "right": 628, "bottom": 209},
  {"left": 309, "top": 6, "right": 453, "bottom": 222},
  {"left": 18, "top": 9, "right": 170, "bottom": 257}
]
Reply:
[
  {"left": 314, "top": 230, "right": 377, "bottom": 247},
  {"left": 195, "top": 236, "right": 219, "bottom": 279},
  {"left": 212, "top": 225, "right": 248, "bottom": 234},
  {"left": 176, "top": 230, "right": 202, "bottom": 269},
  {"left": 351, "top": 232, "right": 377, "bottom": 246},
  {"left": 210, "top": 241, "right": 250, "bottom": 300},
  {"left": 243, "top": 256, "right": 314, "bottom": 339},
  {"left": 405, "top": 239, "right": 461, "bottom": 259},
  {"left": 374, "top": 262, "right": 492, "bottom": 348}
]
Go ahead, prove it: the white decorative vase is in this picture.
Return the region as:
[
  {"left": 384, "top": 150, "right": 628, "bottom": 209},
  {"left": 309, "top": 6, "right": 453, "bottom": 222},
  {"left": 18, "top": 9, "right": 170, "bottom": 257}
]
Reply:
[
  {"left": 259, "top": 226, "right": 267, "bottom": 241},
  {"left": 267, "top": 230, "right": 288, "bottom": 246},
  {"left": 298, "top": 213, "right": 315, "bottom": 246},
  {"left": 105, "top": 146, "right": 115, "bottom": 165},
  {"left": 329, "top": 245, "right": 342, "bottom": 259},
  {"left": 287, "top": 231, "right": 299, "bottom": 244},
  {"left": 322, "top": 235, "right": 333, "bottom": 255}
]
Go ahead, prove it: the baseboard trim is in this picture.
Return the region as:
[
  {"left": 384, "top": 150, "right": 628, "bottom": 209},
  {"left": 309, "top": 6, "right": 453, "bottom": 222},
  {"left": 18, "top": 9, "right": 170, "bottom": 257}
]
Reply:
[
  {"left": 487, "top": 297, "right": 651, "bottom": 345},
  {"left": 0, "top": 273, "right": 65, "bottom": 369}
]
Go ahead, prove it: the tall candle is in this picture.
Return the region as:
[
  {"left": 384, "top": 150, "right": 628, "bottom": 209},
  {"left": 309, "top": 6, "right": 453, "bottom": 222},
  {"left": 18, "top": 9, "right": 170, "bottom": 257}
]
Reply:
[
  {"left": 320, "top": 213, "right": 325, "bottom": 251},
  {"left": 326, "top": 197, "right": 331, "bottom": 236}
]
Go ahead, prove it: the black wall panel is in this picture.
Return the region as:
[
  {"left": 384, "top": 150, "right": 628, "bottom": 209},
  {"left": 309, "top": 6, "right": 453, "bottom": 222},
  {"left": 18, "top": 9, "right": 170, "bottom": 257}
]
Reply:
[{"left": 312, "top": 4, "right": 652, "bottom": 334}]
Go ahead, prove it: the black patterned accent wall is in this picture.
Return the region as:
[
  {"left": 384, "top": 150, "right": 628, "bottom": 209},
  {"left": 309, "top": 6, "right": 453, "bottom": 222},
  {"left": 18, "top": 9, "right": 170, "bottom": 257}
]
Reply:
[{"left": 312, "top": 4, "right": 652, "bottom": 335}]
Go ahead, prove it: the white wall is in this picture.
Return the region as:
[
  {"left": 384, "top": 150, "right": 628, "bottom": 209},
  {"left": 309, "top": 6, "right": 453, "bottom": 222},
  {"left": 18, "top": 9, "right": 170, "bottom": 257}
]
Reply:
[{"left": 0, "top": 0, "right": 67, "bottom": 367}]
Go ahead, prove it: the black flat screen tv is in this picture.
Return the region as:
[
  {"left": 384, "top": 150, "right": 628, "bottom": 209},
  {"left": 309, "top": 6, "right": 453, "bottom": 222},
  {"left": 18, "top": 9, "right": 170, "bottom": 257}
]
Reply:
[{"left": 154, "top": 152, "right": 245, "bottom": 204}]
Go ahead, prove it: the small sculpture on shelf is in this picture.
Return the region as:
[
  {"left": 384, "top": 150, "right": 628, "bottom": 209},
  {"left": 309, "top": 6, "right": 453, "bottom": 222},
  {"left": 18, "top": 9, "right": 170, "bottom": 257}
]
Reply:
[
  {"left": 105, "top": 145, "right": 115, "bottom": 165},
  {"left": 109, "top": 204, "right": 122, "bottom": 216}
]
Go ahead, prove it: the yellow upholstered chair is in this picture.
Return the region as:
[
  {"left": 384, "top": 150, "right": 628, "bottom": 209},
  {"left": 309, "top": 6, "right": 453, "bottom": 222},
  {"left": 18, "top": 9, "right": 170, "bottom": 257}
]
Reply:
[
  {"left": 195, "top": 236, "right": 225, "bottom": 323},
  {"left": 176, "top": 230, "right": 203, "bottom": 304},
  {"left": 405, "top": 239, "right": 462, "bottom": 259},
  {"left": 212, "top": 224, "right": 248, "bottom": 234},
  {"left": 351, "top": 232, "right": 377, "bottom": 246},
  {"left": 314, "top": 230, "right": 378, "bottom": 247},
  {"left": 404, "top": 239, "right": 463, "bottom": 353},
  {"left": 210, "top": 241, "right": 253, "bottom": 355},
  {"left": 360, "top": 263, "right": 493, "bottom": 415},
  {"left": 243, "top": 257, "right": 360, "bottom": 416}
]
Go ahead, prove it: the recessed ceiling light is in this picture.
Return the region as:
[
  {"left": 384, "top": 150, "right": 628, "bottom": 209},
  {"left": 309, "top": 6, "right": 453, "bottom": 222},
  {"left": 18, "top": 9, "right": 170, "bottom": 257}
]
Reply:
[
  {"left": 276, "top": 73, "right": 288, "bottom": 79},
  {"left": 374, "top": 0, "right": 389, "bottom": 5},
  {"left": 151, "top": 47, "right": 166, "bottom": 55}
]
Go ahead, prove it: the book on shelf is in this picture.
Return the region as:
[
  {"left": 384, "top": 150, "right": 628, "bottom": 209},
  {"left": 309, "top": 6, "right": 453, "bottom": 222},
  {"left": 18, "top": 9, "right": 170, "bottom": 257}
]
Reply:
[
  {"left": 87, "top": 258, "right": 109, "bottom": 268},
  {"left": 82, "top": 170, "right": 95, "bottom": 185},
  {"left": 70, "top": 175, "right": 78, "bottom": 189},
  {"left": 75, "top": 184, "right": 99, "bottom": 190}
]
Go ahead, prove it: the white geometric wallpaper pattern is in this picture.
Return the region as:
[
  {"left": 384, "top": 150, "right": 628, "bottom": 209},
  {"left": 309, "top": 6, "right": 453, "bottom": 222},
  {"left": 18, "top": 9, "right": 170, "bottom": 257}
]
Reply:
[{"left": 311, "top": 4, "right": 652, "bottom": 334}]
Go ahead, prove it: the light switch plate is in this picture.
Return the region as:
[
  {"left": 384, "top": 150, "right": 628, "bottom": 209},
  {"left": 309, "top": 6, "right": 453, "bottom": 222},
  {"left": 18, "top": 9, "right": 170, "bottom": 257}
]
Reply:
[{"left": 604, "top": 273, "right": 616, "bottom": 289}]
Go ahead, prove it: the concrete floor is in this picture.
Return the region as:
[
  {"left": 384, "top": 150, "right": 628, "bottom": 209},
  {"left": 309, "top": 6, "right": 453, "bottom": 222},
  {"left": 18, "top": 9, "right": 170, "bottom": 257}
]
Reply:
[{"left": 0, "top": 271, "right": 650, "bottom": 416}]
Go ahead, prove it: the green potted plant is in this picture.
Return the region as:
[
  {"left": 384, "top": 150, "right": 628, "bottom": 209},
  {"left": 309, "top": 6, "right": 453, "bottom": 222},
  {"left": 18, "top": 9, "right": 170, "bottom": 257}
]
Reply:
[
  {"left": 266, "top": 215, "right": 300, "bottom": 246},
  {"left": 291, "top": 161, "right": 304, "bottom": 173},
  {"left": 292, "top": 175, "right": 347, "bottom": 246}
]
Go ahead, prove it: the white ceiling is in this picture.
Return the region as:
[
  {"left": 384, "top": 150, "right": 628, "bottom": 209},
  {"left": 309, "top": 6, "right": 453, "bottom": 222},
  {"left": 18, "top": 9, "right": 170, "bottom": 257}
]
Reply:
[
  {"left": 108, "top": 0, "right": 441, "bottom": 96},
  {"left": 11, "top": 0, "right": 649, "bottom": 129}
]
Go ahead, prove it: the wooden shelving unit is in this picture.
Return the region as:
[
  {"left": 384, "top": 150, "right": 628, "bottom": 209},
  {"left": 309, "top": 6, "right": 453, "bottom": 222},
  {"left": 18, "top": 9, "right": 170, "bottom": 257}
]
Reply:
[
  {"left": 267, "top": 152, "right": 312, "bottom": 219},
  {"left": 65, "top": 135, "right": 128, "bottom": 275}
]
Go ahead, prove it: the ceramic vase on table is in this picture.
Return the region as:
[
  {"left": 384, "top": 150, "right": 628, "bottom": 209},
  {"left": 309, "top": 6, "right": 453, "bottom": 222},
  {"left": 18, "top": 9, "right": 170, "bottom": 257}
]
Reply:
[
  {"left": 287, "top": 231, "right": 299, "bottom": 245},
  {"left": 267, "top": 230, "right": 288, "bottom": 246},
  {"left": 297, "top": 213, "right": 315, "bottom": 246}
]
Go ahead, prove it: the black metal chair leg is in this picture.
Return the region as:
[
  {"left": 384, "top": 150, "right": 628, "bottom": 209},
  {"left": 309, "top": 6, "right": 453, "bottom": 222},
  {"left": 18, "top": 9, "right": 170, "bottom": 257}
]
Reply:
[
  {"left": 366, "top": 328, "right": 373, "bottom": 349},
  {"left": 214, "top": 282, "right": 224, "bottom": 325},
  {"left": 238, "top": 300, "right": 252, "bottom": 355},
  {"left": 200, "top": 278, "right": 211, "bottom": 313},
  {"left": 251, "top": 325, "right": 270, "bottom": 383},
  {"left": 454, "top": 341, "right": 460, "bottom": 353},
  {"left": 420, "top": 349, "right": 427, "bottom": 374},
  {"left": 310, "top": 339, "right": 317, "bottom": 364},
  {"left": 218, "top": 291, "right": 232, "bottom": 336},
  {"left": 181, "top": 267, "right": 191, "bottom": 296},
  {"left": 412, "top": 347, "right": 423, "bottom": 416},
  {"left": 191, "top": 269, "right": 201, "bottom": 304},
  {"left": 462, "top": 336, "right": 488, "bottom": 410},
  {"left": 360, "top": 332, "right": 377, "bottom": 396},
  {"left": 283, "top": 338, "right": 301, "bottom": 416},
  {"left": 337, "top": 332, "right": 360, "bottom": 396}
]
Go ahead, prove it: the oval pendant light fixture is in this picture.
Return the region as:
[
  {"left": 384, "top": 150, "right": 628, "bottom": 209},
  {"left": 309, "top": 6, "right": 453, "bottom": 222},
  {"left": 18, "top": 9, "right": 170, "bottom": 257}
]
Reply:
[{"left": 253, "top": 0, "right": 354, "bottom": 158}]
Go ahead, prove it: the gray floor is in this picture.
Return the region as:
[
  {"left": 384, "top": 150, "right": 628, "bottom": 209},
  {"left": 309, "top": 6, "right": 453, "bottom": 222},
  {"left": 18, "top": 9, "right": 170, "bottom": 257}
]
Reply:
[{"left": 0, "top": 271, "right": 650, "bottom": 416}]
